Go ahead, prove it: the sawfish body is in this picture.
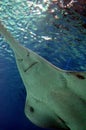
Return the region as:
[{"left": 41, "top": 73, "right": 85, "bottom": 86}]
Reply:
[{"left": 0, "top": 22, "right": 86, "bottom": 130}]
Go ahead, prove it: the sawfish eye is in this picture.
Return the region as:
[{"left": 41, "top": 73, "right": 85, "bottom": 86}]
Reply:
[{"left": 30, "top": 106, "right": 34, "bottom": 113}]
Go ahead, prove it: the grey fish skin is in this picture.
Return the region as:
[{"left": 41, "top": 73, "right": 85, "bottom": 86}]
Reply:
[{"left": 0, "top": 21, "right": 86, "bottom": 130}]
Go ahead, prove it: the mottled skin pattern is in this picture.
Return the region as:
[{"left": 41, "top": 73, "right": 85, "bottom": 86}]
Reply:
[{"left": 0, "top": 21, "right": 86, "bottom": 130}]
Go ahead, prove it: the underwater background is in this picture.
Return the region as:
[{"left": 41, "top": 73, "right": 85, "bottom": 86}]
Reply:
[{"left": 0, "top": 0, "right": 86, "bottom": 130}]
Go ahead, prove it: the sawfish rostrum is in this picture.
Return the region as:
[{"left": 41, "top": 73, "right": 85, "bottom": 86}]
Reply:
[{"left": 0, "top": 21, "right": 86, "bottom": 130}]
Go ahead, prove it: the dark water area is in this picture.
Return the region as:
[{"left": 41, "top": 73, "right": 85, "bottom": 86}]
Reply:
[{"left": 0, "top": 0, "right": 86, "bottom": 130}]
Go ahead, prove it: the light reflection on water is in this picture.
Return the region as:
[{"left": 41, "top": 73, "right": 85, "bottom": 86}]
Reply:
[{"left": 0, "top": 0, "right": 86, "bottom": 71}]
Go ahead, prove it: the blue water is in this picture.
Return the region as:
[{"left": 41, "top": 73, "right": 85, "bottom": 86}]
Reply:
[{"left": 0, "top": 0, "right": 86, "bottom": 130}]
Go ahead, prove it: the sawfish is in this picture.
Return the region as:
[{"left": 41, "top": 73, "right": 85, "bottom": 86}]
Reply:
[{"left": 0, "top": 21, "right": 86, "bottom": 130}]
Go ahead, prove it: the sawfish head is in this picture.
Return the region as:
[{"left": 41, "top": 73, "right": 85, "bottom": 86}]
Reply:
[
  {"left": 9, "top": 42, "right": 70, "bottom": 130},
  {"left": 14, "top": 45, "right": 70, "bottom": 130}
]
